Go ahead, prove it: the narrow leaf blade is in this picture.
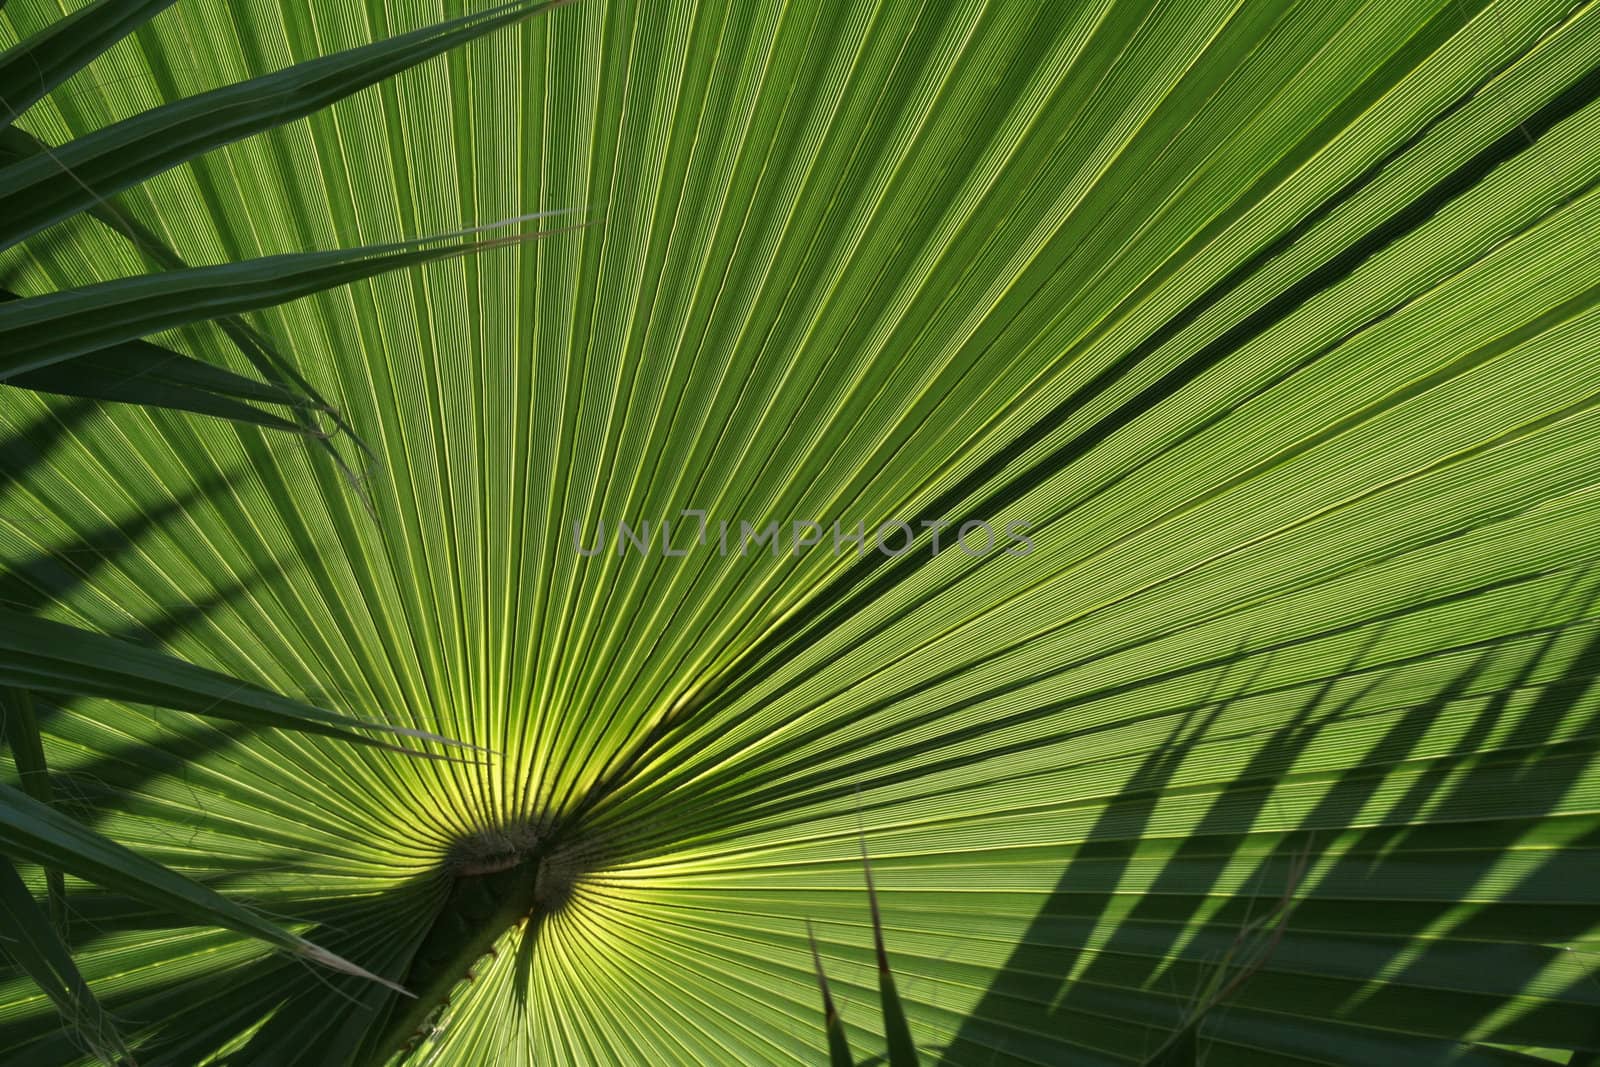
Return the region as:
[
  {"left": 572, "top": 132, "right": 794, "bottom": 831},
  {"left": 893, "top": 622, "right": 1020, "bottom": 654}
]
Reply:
[
  {"left": 0, "top": 687, "right": 65, "bottom": 931},
  {"left": 0, "top": 855, "right": 132, "bottom": 1065},
  {"left": 0, "top": 780, "right": 403, "bottom": 992},
  {"left": 807, "top": 921, "right": 855, "bottom": 1067},
  {"left": 861, "top": 841, "right": 917, "bottom": 1067},
  {"left": 0, "top": 0, "right": 178, "bottom": 129},
  {"left": 0, "top": 0, "right": 568, "bottom": 249},
  {"left": 0, "top": 605, "right": 464, "bottom": 754},
  {"left": 0, "top": 215, "right": 581, "bottom": 377}
]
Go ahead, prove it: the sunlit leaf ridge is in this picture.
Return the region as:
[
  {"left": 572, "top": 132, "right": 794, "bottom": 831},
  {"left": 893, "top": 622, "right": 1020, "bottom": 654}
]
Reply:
[{"left": 3, "top": 0, "right": 1600, "bottom": 1063}]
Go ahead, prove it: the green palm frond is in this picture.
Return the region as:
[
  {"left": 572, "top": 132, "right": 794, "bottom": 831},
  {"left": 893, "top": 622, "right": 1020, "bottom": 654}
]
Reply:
[
  {"left": 0, "top": 604, "right": 468, "bottom": 750},
  {"left": 809, "top": 920, "right": 855, "bottom": 1067},
  {"left": 1, "top": 687, "right": 65, "bottom": 931},
  {"left": 0, "top": 0, "right": 177, "bottom": 130},
  {"left": 3, "top": 0, "right": 1600, "bottom": 1064},
  {"left": 0, "top": 855, "right": 131, "bottom": 1066},
  {"left": 0, "top": 778, "right": 402, "bottom": 989},
  {"left": 0, "top": 0, "right": 566, "bottom": 387},
  {"left": 1, "top": 326, "right": 326, "bottom": 436},
  {"left": 0, "top": 0, "right": 566, "bottom": 251},
  {"left": 0, "top": 0, "right": 565, "bottom": 1047}
]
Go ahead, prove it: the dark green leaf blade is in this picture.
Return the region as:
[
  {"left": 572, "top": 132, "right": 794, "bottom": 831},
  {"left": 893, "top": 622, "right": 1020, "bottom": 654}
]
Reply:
[
  {"left": 861, "top": 843, "right": 917, "bottom": 1067},
  {"left": 0, "top": 216, "right": 578, "bottom": 377},
  {"left": 4, "top": 127, "right": 345, "bottom": 412},
  {"left": 0, "top": 780, "right": 403, "bottom": 992},
  {"left": 0, "top": 604, "right": 465, "bottom": 754},
  {"left": 807, "top": 921, "right": 854, "bottom": 1067},
  {"left": 0, "top": 855, "right": 132, "bottom": 1065},
  {"left": 0, "top": 0, "right": 569, "bottom": 250},
  {"left": 0, "top": 0, "right": 178, "bottom": 130},
  {"left": 0, "top": 687, "right": 64, "bottom": 932},
  {"left": 0, "top": 284, "right": 322, "bottom": 430},
  {"left": 1143, "top": 1023, "right": 1199, "bottom": 1067},
  {"left": 4, "top": 339, "right": 313, "bottom": 433}
]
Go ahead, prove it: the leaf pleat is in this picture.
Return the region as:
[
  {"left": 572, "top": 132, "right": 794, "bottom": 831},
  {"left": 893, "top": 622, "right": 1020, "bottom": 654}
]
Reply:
[{"left": 0, "top": 0, "right": 1597, "bottom": 1064}]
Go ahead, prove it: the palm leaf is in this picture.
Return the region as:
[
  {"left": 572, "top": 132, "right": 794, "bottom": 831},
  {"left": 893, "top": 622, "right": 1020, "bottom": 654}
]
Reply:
[
  {"left": 0, "top": 0, "right": 566, "bottom": 251},
  {"left": 0, "top": 216, "right": 576, "bottom": 377},
  {"left": 0, "top": 0, "right": 177, "bottom": 129},
  {"left": 860, "top": 843, "right": 917, "bottom": 1067},
  {"left": 2, "top": 0, "right": 1599, "bottom": 1064},
  {"left": 807, "top": 921, "right": 855, "bottom": 1067},
  {"left": 0, "top": 687, "right": 64, "bottom": 931},
  {"left": 0, "top": 779, "right": 401, "bottom": 992},
  {"left": 0, "top": 604, "right": 464, "bottom": 753},
  {"left": 0, "top": 316, "right": 320, "bottom": 434},
  {"left": 0, "top": 856, "right": 131, "bottom": 1066}
]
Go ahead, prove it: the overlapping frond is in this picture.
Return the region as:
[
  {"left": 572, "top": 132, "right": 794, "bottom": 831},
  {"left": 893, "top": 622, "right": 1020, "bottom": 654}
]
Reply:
[{"left": 1, "top": 0, "right": 1598, "bottom": 1064}]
